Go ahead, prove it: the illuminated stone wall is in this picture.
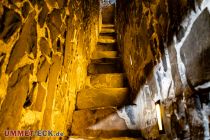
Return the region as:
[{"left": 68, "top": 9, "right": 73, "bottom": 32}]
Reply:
[
  {"left": 0, "top": 0, "right": 100, "bottom": 136},
  {"left": 116, "top": 0, "right": 210, "bottom": 139}
]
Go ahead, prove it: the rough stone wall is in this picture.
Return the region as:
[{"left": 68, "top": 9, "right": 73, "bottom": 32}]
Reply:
[
  {"left": 0, "top": 0, "right": 100, "bottom": 137},
  {"left": 116, "top": 0, "right": 210, "bottom": 139},
  {"left": 116, "top": 0, "right": 202, "bottom": 96}
]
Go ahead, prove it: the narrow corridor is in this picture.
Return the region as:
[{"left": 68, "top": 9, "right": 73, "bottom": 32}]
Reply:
[{"left": 70, "top": 6, "right": 141, "bottom": 139}]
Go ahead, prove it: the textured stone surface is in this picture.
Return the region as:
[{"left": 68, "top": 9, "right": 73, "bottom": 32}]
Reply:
[
  {"left": 168, "top": 43, "right": 183, "bottom": 97},
  {"left": 39, "top": 37, "right": 51, "bottom": 56},
  {"left": 0, "top": 0, "right": 100, "bottom": 137},
  {"left": 71, "top": 108, "right": 134, "bottom": 138},
  {"left": 181, "top": 9, "right": 210, "bottom": 88},
  {"left": 77, "top": 88, "right": 129, "bottom": 109},
  {"left": 6, "top": 11, "right": 37, "bottom": 74},
  {"left": 42, "top": 54, "right": 62, "bottom": 129},
  {"left": 102, "top": 24, "right": 115, "bottom": 28},
  {"left": 0, "top": 53, "right": 6, "bottom": 78},
  {"left": 115, "top": 0, "right": 202, "bottom": 97},
  {"left": 91, "top": 57, "right": 121, "bottom": 64},
  {"left": 71, "top": 11, "right": 135, "bottom": 138},
  {"left": 0, "top": 7, "right": 21, "bottom": 42},
  {"left": 38, "top": 1, "right": 49, "bottom": 27},
  {"left": 37, "top": 58, "right": 51, "bottom": 82},
  {"left": 92, "top": 51, "right": 118, "bottom": 59},
  {"left": 88, "top": 63, "right": 122, "bottom": 75},
  {"left": 89, "top": 73, "right": 126, "bottom": 88},
  {"left": 97, "top": 43, "right": 117, "bottom": 51},
  {"left": 0, "top": 0, "right": 209, "bottom": 139},
  {"left": 115, "top": 0, "right": 210, "bottom": 140},
  {"left": 101, "top": 28, "right": 115, "bottom": 34},
  {"left": 22, "top": 2, "right": 30, "bottom": 18},
  {"left": 47, "top": 9, "right": 62, "bottom": 44},
  {"left": 98, "top": 35, "right": 116, "bottom": 43},
  {"left": 102, "top": 4, "right": 115, "bottom": 24},
  {"left": 33, "top": 84, "right": 46, "bottom": 112},
  {"left": 0, "top": 65, "right": 31, "bottom": 131}
]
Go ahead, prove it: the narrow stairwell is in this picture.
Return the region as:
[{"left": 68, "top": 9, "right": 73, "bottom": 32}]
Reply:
[{"left": 70, "top": 4, "right": 142, "bottom": 140}]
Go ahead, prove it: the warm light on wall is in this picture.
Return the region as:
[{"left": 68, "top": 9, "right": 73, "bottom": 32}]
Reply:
[
  {"left": 155, "top": 100, "right": 164, "bottom": 133},
  {"left": 155, "top": 103, "right": 162, "bottom": 130}
]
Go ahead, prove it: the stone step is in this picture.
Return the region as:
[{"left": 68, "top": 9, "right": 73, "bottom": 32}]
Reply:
[
  {"left": 92, "top": 51, "right": 118, "bottom": 59},
  {"left": 76, "top": 88, "right": 129, "bottom": 109},
  {"left": 102, "top": 24, "right": 115, "bottom": 28},
  {"left": 87, "top": 63, "right": 122, "bottom": 75},
  {"left": 98, "top": 36, "right": 116, "bottom": 44},
  {"left": 97, "top": 43, "right": 117, "bottom": 51},
  {"left": 101, "top": 28, "right": 115, "bottom": 34},
  {"left": 71, "top": 107, "right": 141, "bottom": 138},
  {"left": 87, "top": 73, "right": 127, "bottom": 88},
  {"left": 91, "top": 58, "right": 121, "bottom": 64}
]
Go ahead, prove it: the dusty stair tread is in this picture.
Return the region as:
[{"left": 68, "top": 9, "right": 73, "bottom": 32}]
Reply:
[
  {"left": 98, "top": 36, "right": 116, "bottom": 44},
  {"left": 97, "top": 43, "right": 117, "bottom": 51},
  {"left": 92, "top": 51, "right": 118, "bottom": 59},
  {"left": 76, "top": 88, "right": 129, "bottom": 109},
  {"left": 91, "top": 57, "right": 121, "bottom": 64},
  {"left": 69, "top": 136, "right": 142, "bottom": 140},
  {"left": 102, "top": 24, "right": 115, "bottom": 28},
  {"left": 88, "top": 63, "right": 122, "bottom": 75},
  {"left": 87, "top": 73, "right": 126, "bottom": 88},
  {"left": 71, "top": 107, "right": 141, "bottom": 138},
  {"left": 101, "top": 28, "right": 115, "bottom": 34}
]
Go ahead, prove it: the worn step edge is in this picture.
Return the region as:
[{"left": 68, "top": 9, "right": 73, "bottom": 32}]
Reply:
[
  {"left": 101, "top": 28, "right": 115, "bottom": 34},
  {"left": 92, "top": 51, "right": 118, "bottom": 59},
  {"left": 102, "top": 24, "right": 115, "bottom": 28},
  {"left": 91, "top": 58, "right": 121, "bottom": 64},
  {"left": 98, "top": 38, "right": 116, "bottom": 44},
  {"left": 76, "top": 88, "right": 129, "bottom": 109},
  {"left": 96, "top": 44, "right": 117, "bottom": 51},
  {"left": 87, "top": 63, "right": 123, "bottom": 75},
  {"left": 86, "top": 73, "right": 126, "bottom": 88}
]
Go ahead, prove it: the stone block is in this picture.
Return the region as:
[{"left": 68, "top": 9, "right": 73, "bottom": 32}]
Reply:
[
  {"left": 39, "top": 37, "right": 51, "bottom": 56},
  {"left": 0, "top": 65, "right": 31, "bottom": 132},
  {"left": 71, "top": 108, "right": 131, "bottom": 137},
  {"left": 22, "top": 2, "right": 31, "bottom": 18},
  {"left": 97, "top": 43, "right": 117, "bottom": 51},
  {"left": 37, "top": 59, "right": 50, "bottom": 82},
  {"left": 88, "top": 63, "right": 122, "bottom": 75},
  {"left": 38, "top": 2, "right": 49, "bottom": 27},
  {"left": 47, "top": 9, "right": 62, "bottom": 43},
  {"left": 98, "top": 35, "right": 116, "bottom": 44},
  {"left": 0, "top": 53, "right": 6, "bottom": 78},
  {"left": 6, "top": 11, "right": 37, "bottom": 74},
  {"left": 0, "top": 7, "right": 21, "bottom": 42},
  {"left": 90, "top": 73, "right": 126, "bottom": 88},
  {"left": 92, "top": 51, "right": 118, "bottom": 59},
  {"left": 42, "top": 55, "right": 62, "bottom": 129},
  {"left": 76, "top": 88, "right": 129, "bottom": 109},
  {"left": 181, "top": 9, "right": 210, "bottom": 89},
  {"left": 33, "top": 84, "right": 46, "bottom": 112}
]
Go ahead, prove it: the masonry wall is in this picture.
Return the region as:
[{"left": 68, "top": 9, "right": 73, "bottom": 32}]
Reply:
[
  {"left": 116, "top": 0, "right": 210, "bottom": 139},
  {"left": 0, "top": 0, "right": 100, "bottom": 136}
]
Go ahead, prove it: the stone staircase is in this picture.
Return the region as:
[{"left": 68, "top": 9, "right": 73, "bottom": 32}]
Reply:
[
  {"left": 69, "top": 3, "right": 143, "bottom": 139},
  {"left": 70, "top": 24, "right": 142, "bottom": 139}
]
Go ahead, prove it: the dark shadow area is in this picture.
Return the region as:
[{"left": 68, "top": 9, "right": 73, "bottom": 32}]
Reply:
[{"left": 102, "top": 4, "right": 115, "bottom": 24}]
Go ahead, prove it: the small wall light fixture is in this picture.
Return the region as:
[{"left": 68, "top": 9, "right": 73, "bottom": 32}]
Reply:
[{"left": 155, "top": 100, "right": 165, "bottom": 134}]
